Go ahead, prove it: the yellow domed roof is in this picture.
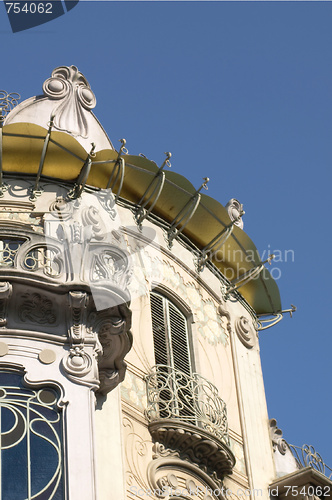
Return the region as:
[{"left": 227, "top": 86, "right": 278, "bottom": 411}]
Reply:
[{"left": 1, "top": 66, "right": 281, "bottom": 316}]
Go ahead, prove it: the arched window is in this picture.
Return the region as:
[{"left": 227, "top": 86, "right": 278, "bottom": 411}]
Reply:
[
  {"left": 0, "top": 371, "right": 64, "bottom": 499},
  {"left": 150, "top": 291, "right": 194, "bottom": 420},
  {"left": 150, "top": 291, "right": 192, "bottom": 376}
]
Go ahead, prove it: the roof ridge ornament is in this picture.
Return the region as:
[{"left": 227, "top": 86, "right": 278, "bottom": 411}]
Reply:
[
  {"left": 43, "top": 65, "right": 97, "bottom": 138},
  {"left": 225, "top": 198, "right": 244, "bottom": 230}
]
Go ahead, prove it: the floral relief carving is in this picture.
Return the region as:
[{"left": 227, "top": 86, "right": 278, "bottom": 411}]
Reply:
[
  {"left": 123, "top": 417, "right": 152, "bottom": 497},
  {"left": 121, "top": 371, "right": 147, "bottom": 411},
  {"left": 19, "top": 292, "right": 57, "bottom": 325}
]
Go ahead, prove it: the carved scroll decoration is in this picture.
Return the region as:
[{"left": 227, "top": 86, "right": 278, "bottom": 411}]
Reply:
[
  {"left": 234, "top": 316, "right": 255, "bottom": 349},
  {"left": 43, "top": 65, "right": 96, "bottom": 138},
  {"left": 269, "top": 418, "right": 288, "bottom": 455}
]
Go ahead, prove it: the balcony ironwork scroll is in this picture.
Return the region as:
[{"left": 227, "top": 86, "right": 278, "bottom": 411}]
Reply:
[
  {"left": 146, "top": 365, "right": 230, "bottom": 446},
  {"left": 289, "top": 444, "right": 332, "bottom": 480}
]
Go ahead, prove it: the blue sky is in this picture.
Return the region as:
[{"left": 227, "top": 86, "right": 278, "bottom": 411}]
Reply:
[{"left": 1, "top": 1, "right": 331, "bottom": 469}]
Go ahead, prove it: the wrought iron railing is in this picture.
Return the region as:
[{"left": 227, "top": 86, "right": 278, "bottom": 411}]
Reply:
[
  {"left": 146, "top": 365, "right": 230, "bottom": 445},
  {"left": 289, "top": 444, "right": 332, "bottom": 479}
]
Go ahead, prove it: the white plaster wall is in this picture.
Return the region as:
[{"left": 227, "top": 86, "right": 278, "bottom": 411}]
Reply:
[
  {"left": 95, "top": 386, "right": 127, "bottom": 500},
  {"left": 231, "top": 327, "right": 276, "bottom": 498}
]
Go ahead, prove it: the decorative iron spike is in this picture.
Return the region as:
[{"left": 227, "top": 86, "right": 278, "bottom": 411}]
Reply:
[
  {"left": 167, "top": 177, "right": 210, "bottom": 248},
  {"left": 136, "top": 151, "right": 172, "bottom": 226}
]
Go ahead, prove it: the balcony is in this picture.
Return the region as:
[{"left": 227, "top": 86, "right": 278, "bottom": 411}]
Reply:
[
  {"left": 145, "top": 365, "right": 235, "bottom": 479},
  {"left": 270, "top": 419, "right": 332, "bottom": 498},
  {"left": 289, "top": 444, "right": 332, "bottom": 480}
]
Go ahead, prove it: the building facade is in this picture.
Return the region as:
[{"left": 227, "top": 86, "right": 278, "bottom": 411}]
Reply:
[{"left": 0, "top": 67, "right": 330, "bottom": 500}]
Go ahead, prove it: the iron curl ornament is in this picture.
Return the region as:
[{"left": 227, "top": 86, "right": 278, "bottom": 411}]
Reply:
[{"left": 0, "top": 91, "right": 20, "bottom": 118}]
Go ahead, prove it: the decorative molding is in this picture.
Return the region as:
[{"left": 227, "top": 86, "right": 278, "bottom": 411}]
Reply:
[
  {"left": 152, "top": 442, "right": 179, "bottom": 459},
  {"left": 81, "top": 205, "right": 106, "bottom": 241},
  {"left": 97, "top": 192, "right": 117, "bottom": 220},
  {"left": 68, "top": 291, "right": 89, "bottom": 344},
  {"left": 147, "top": 455, "right": 226, "bottom": 499},
  {"left": 148, "top": 420, "right": 235, "bottom": 480},
  {"left": 0, "top": 282, "right": 12, "bottom": 326},
  {"left": 43, "top": 65, "right": 96, "bottom": 138},
  {"left": 62, "top": 346, "right": 93, "bottom": 378},
  {"left": 218, "top": 303, "right": 231, "bottom": 336},
  {"left": 234, "top": 316, "right": 255, "bottom": 349},
  {"left": 0, "top": 200, "right": 35, "bottom": 211},
  {"left": 269, "top": 418, "right": 288, "bottom": 455}
]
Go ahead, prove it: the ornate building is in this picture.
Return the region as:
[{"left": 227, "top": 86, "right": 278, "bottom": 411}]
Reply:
[{"left": 0, "top": 67, "right": 330, "bottom": 500}]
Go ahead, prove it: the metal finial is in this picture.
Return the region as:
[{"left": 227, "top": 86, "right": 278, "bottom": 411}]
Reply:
[
  {"left": 202, "top": 177, "right": 209, "bottom": 190},
  {"left": 164, "top": 152, "right": 172, "bottom": 168},
  {"left": 118, "top": 138, "right": 128, "bottom": 155}
]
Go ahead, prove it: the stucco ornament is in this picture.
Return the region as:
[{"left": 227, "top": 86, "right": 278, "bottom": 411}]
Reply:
[
  {"left": 234, "top": 316, "right": 256, "bottom": 348},
  {"left": 43, "top": 65, "right": 96, "bottom": 138},
  {"left": 269, "top": 418, "right": 288, "bottom": 455}
]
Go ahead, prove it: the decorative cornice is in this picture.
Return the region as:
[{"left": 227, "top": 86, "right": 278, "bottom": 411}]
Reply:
[
  {"left": 0, "top": 279, "right": 132, "bottom": 394},
  {"left": 148, "top": 419, "right": 235, "bottom": 480}
]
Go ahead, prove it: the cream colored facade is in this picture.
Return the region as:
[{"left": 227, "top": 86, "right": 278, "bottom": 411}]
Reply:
[{"left": 0, "top": 66, "right": 330, "bottom": 500}]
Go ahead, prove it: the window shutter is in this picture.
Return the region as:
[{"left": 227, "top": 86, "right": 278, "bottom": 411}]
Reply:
[
  {"left": 168, "top": 302, "right": 191, "bottom": 377},
  {"left": 151, "top": 293, "right": 168, "bottom": 366},
  {"left": 150, "top": 292, "right": 194, "bottom": 421}
]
